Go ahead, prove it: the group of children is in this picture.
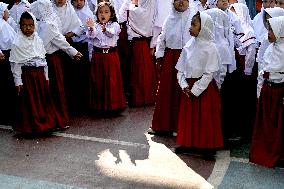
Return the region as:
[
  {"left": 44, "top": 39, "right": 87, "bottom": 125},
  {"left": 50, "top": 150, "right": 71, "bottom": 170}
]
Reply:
[{"left": 0, "top": 0, "right": 284, "bottom": 168}]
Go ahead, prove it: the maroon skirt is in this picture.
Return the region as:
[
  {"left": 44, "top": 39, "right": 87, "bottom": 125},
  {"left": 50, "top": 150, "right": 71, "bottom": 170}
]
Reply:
[
  {"left": 89, "top": 49, "right": 126, "bottom": 111},
  {"left": 46, "top": 51, "right": 69, "bottom": 128},
  {"left": 176, "top": 78, "right": 223, "bottom": 149},
  {"left": 151, "top": 49, "right": 182, "bottom": 132},
  {"left": 249, "top": 81, "right": 284, "bottom": 167},
  {"left": 14, "top": 66, "right": 56, "bottom": 134},
  {"left": 129, "top": 38, "right": 157, "bottom": 106}
]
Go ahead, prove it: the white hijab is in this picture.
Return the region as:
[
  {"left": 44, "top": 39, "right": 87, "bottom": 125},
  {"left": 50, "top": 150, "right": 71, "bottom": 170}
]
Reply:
[
  {"left": 74, "top": 0, "right": 94, "bottom": 25},
  {"left": 175, "top": 11, "right": 220, "bottom": 78},
  {"left": 252, "top": 7, "right": 266, "bottom": 43},
  {"left": 263, "top": 16, "right": 284, "bottom": 72},
  {"left": 29, "top": 0, "right": 62, "bottom": 46},
  {"left": 0, "top": 15, "right": 16, "bottom": 50},
  {"left": 153, "top": 0, "right": 171, "bottom": 28},
  {"left": 128, "top": 0, "right": 156, "bottom": 37},
  {"left": 52, "top": 0, "right": 82, "bottom": 35},
  {"left": 230, "top": 3, "right": 255, "bottom": 48},
  {"left": 205, "top": 8, "right": 232, "bottom": 66},
  {"left": 206, "top": 0, "right": 217, "bottom": 9},
  {"left": 9, "top": 12, "right": 46, "bottom": 64}
]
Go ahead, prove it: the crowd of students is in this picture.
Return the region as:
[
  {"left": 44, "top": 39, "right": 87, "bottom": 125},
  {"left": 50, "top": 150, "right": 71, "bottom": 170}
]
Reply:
[{"left": 0, "top": 0, "right": 284, "bottom": 168}]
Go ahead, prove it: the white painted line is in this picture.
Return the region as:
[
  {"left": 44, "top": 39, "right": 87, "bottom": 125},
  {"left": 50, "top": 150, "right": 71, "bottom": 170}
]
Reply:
[
  {"left": 0, "top": 124, "right": 148, "bottom": 148},
  {"left": 53, "top": 132, "right": 149, "bottom": 148}
]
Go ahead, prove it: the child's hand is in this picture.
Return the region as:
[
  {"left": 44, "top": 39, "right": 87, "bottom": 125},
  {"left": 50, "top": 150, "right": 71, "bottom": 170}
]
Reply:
[
  {"left": 183, "top": 86, "right": 194, "bottom": 99},
  {"left": 64, "top": 32, "right": 75, "bottom": 39},
  {"left": 86, "top": 18, "right": 95, "bottom": 28},
  {"left": 150, "top": 48, "right": 155, "bottom": 56},
  {"left": 16, "top": 85, "right": 23, "bottom": 96},
  {"left": 102, "top": 23, "right": 106, "bottom": 32},
  {"left": 73, "top": 52, "right": 83, "bottom": 61},
  {"left": 0, "top": 53, "right": 5, "bottom": 61}
]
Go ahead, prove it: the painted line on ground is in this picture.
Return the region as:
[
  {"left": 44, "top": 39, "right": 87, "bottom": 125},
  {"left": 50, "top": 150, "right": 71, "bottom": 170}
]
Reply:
[{"left": 0, "top": 124, "right": 148, "bottom": 148}]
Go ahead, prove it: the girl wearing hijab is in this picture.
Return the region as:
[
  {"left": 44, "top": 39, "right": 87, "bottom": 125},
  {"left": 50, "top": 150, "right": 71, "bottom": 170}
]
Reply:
[
  {"left": 0, "top": 7, "right": 17, "bottom": 125},
  {"left": 175, "top": 11, "right": 223, "bottom": 156},
  {"left": 29, "top": 0, "right": 83, "bottom": 130},
  {"left": 119, "top": 0, "right": 157, "bottom": 106},
  {"left": 149, "top": 0, "right": 196, "bottom": 135},
  {"left": 0, "top": 2, "right": 17, "bottom": 31},
  {"left": 250, "top": 16, "right": 284, "bottom": 168},
  {"left": 9, "top": 11, "right": 57, "bottom": 135}
]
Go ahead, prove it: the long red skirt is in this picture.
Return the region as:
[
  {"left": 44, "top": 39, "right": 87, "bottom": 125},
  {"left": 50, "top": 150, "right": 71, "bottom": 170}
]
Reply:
[
  {"left": 130, "top": 38, "right": 157, "bottom": 106},
  {"left": 46, "top": 51, "right": 69, "bottom": 128},
  {"left": 151, "top": 49, "right": 182, "bottom": 132},
  {"left": 89, "top": 50, "right": 126, "bottom": 111},
  {"left": 14, "top": 67, "right": 56, "bottom": 134},
  {"left": 176, "top": 79, "right": 223, "bottom": 149},
  {"left": 0, "top": 50, "right": 17, "bottom": 125},
  {"left": 249, "top": 82, "right": 284, "bottom": 167}
]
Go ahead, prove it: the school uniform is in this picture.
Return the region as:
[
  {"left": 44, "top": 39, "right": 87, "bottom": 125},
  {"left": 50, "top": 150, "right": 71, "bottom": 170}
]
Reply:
[
  {"left": 175, "top": 12, "right": 223, "bottom": 149},
  {"left": 192, "top": 0, "right": 209, "bottom": 12},
  {"left": 30, "top": 0, "right": 79, "bottom": 128},
  {"left": 0, "top": 2, "right": 17, "bottom": 31},
  {"left": 0, "top": 17, "right": 16, "bottom": 125},
  {"left": 87, "top": 22, "right": 126, "bottom": 111},
  {"left": 253, "top": 8, "right": 267, "bottom": 45},
  {"left": 119, "top": 0, "right": 157, "bottom": 106},
  {"left": 151, "top": 6, "right": 195, "bottom": 133},
  {"left": 250, "top": 16, "right": 284, "bottom": 167},
  {"left": 9, "top": 14, "right": 57, "bottom": 134}
]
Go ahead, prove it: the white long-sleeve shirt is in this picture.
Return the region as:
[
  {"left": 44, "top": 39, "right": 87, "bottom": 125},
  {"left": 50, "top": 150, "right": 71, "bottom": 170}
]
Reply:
[
  {"left": 10, "top": 57, "right": 49, "bottom": 87},
  {"left": 87, "top": 22, "right": 121, "bottom": 48}
]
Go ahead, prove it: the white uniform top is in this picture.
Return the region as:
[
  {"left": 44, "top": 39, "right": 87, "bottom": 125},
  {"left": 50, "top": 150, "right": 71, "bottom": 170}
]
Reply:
[
  {"left": 253, "top": 9, "right": 267, "bottom": 44},
  {"left": 257, "top": 16, "right": 284, "bottom": 97},
  {"left": 0, "top": 17, "right": 16, "bottom": 50},
  {"left": 192, "top": 0, "right": 208, "bottom": 12},
  {"left": 155, "top": 7, "right": 195, "bottom": 58},
  {"left": 9, "top": 0, "right": 30, "bottom": 25},
  {"left": 175, "top": 12, "right": 220, "bottom": 97},
  {"left": 119, "top": 0, "right": 155, "bottom": 40},
  {"left": 87, "top": 21, "right": 121, "bottom": 48}
]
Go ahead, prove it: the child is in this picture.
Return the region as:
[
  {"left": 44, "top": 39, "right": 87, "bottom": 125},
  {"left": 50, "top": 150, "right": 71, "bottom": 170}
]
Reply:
[
  {"left": 9, "top": 11, "right": 57, "bottom": 134},
  {"left": 192, "top": 0, "right": 209, "bottom": 11},
  {"left": 86, "top": 1, "right": 126, "bottom": 111},
  {"left": 119, "top": 0, "right": 157, "bottom": 106},
  {"left": 52, "top": 0, "right": 83, "bottom": 40},
  {"left": 276, "top": 0, "right": 284, "bottom": 8},
  {"left": 253, "top": 0, "right": 275, "bottom": 46},
  {"left": 0, "top": 2, "right": 17, "bottom": 31},
  {"left": 149, "top": 0, "right": 196, "bottom": 135},
  {"left": 175, "top": 11, "right": 223, "bottom": 155},
  {"left": 256, "top": 7, "right": 284, "bottom": 97},
  {"left": 0, "top": 11, "right": 16, "bottom": 125},
  {"left": 228, "top": 0, "right": 247, "bottom": 5},
  {"left": 29, "top": 0, "right": 83, "bottom": 130},
  {"left": 8, "top": 0, "right": 30, "bottom": 27},
  {"left": 250, "top": 16, "right": 284, "bottom": 168}
]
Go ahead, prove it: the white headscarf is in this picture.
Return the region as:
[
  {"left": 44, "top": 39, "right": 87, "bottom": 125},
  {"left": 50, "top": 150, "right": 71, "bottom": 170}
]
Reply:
[
  {"left": 0, "top": 2, "right": 8, "bottom": 17},
  {"left": 29, "top": 0, "right": 62, "bottom": 46},
  {"left": 153, "top": 0, "right": 171, "bottom": 27},
  {"left": 207, "top": 0, "right": 217, "bottom": 9},
  {"left": 9, "top": 12, "right": 46, "bottom": 64},
  {"left": 0, "top": 14, "right": 16, "bottom": 50},
  {"left": 263, "top": 16, "right": 284, "bottom": 72},
  {"left": 128, "top": 0, "right": 156, "bottom": 37},
  {"left": 256, "top": 7, "right": 284, "bottom": 65},
  {"left": 175, "top": 11, "right": 220, "bottom": 78},
  {"left": 52, "top": 0, "right": 83, "bottom": 35},
  {"left": 74, "top": 0, "right": 94, "bottom": 24},
  {"left": 230, "top": 3, "right": 255, "bottom": 49},
  {"left": 205, "top": 8, "right": 232, "bottom": 65}
]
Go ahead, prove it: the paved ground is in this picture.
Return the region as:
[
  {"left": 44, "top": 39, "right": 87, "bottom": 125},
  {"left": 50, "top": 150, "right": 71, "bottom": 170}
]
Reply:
[{"left": 0, "top": 106, "right": 283, "bottom": 189}]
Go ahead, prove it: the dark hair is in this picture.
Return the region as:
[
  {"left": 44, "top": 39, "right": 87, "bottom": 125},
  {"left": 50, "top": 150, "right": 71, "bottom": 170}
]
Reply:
[
  {"left": 19, "top": 11, "right": 34, "bottom": 25},
  {"left": 95, "top": 1, "right": 117, "bottom": 23}
]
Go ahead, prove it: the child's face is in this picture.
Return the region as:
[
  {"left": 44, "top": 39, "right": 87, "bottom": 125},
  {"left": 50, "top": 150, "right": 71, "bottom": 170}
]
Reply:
[
  {"left": 228, "top": 0, "right": 237, "bottom": 4},
  {"left": 3, "top": 9, "right": 9, "bottom": 21},
  {"left": 189, "top": 15, "right": 201, "bottom": 37},
  {"left": 264, "top": 12, "right": 271, "bottom": 29},
  {"left": 98, "top": 5, "right": 111, "bottom": 24},
  {"left": 276, "top": 0, "right": 284, "bottom": 8},
  {"left": 216, "top": 0, "right": 229, "bottom": 10},
  {"left": 72, "top": 0, "right": 85, "bottom": 9},
  {"left": 131, "top": 0, "right": 138, "bottom": 5},
  {"left": 262, "top": 0, "right": 271, "bottom": 8},
  {"left": 230, "top": 7, "right": 236, "bottom": 14},
  {"left": 173, "top": 0, "right": 189, "bottom": 12},
  {"left": 54, "top": 0, "right": 67, "bottom": 7},
  {"left": 270, "top": 0, "right": 276, "bottom": 7},
  {"left": 267, "top": 23, "right": 276, "bottom": 42},
  {"left": 20, "top": 18, "right": 35, "bottom": 37}
]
